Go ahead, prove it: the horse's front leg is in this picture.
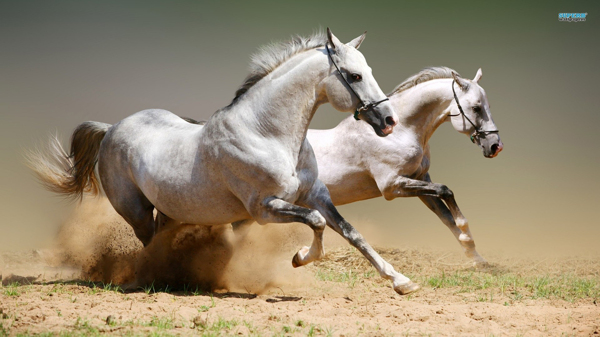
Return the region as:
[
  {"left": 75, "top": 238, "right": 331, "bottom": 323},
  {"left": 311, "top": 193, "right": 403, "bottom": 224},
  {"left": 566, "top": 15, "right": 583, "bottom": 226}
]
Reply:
[
  {"left": 382, "top": 173, "right": 487, "bottom": 267},
  {"left": 257, "top": 197, "right": 326, "bottom": 267},
  {"left": 300, "top": 180, "right": 420, "bottom": 295}
]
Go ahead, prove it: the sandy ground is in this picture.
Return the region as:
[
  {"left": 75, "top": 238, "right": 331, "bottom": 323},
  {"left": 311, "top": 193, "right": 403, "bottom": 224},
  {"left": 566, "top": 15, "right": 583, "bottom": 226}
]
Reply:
[
  {"left": 2, "top": 249, "right": 600, "bottom": 336},
  {"left": 1, "top": 200, "right": 599, "bottom": 336}
]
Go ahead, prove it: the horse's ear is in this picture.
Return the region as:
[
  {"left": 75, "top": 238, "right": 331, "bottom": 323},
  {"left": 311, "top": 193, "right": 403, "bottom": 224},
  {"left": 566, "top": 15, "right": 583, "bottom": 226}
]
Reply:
[
  {"left": 327, "top": 27, "right": 343, "bottom": 51},
  {"left": 347, "top": 31, "right": 367, "bottom": 49},
  {"left": 452, "top": 72, "right": 470, "bottom": 91},
  {"left": 473, "top": 68, "right": 483, "bottom": 83}
]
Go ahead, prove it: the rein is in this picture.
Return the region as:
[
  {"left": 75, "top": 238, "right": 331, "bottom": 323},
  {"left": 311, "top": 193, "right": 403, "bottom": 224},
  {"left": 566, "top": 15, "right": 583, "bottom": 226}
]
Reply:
[
  {"left": 325, "top": 44, "right": 389, "bottom": 121},
  {"left": 450, "top": 80, "right": 499, "bottom": 143}
]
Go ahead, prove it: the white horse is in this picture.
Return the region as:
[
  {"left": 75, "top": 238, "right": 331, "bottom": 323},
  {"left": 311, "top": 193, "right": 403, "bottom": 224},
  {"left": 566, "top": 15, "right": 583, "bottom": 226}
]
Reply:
[
  {"left": 307, "top": 67, "right": 503, "bottom": 267},
  {"left": 29, "top": 29, "right": 422, "bottom": 295}
]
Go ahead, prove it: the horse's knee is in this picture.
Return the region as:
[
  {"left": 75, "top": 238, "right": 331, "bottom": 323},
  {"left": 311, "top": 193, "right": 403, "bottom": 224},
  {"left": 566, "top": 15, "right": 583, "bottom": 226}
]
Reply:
[
  {"left": 307, "top": 210, "right": 326, "bottom": 231},
  {"left": 381, "top": 185, "right": 399, "bottom": 200},
  {"left": 437, "top": 184, "right": 453, "bottom": 199}
]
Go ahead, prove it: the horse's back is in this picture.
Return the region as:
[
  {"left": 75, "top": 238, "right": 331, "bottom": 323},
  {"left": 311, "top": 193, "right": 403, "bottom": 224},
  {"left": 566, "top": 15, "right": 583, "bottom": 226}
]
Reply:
[
  {"left": 101, "top": 109, "right": 201, "bottom": 171},
  {"left": 98, "top": 109, "right": 249, "bottom": 224},
  {"left": 109, "top": 109, "right": 200, "bottom": 139}
]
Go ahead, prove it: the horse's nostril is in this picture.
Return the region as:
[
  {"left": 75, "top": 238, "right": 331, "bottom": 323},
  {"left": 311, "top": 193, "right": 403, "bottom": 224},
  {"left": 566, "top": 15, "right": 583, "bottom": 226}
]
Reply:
[
  {"left": 491, "top": 143, "right": 499, "bottom": 154},
  {"left": 385, "top": 116, "right": 396, "bottom": 127}
]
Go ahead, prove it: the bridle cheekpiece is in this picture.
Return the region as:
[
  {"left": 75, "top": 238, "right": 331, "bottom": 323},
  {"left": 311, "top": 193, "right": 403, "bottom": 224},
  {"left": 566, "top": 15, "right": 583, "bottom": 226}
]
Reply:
[
  {"left": 450, "top": 80, "right": 499, "bottom": 143},
  {"left": 325, "top": 44, "right": 389, "bottom": 121}
]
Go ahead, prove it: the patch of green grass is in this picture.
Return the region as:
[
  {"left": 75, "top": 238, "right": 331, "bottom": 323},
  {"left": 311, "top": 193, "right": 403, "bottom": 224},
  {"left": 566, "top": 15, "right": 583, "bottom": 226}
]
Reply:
[
  {"left": 211, "top": 317, "right": 238, "bottom": 330},
  {"left": 137, "top": 281, "right": 175, "bottom": 295},
  {"left": 198, "top": 293, "right": 216, "bottom": 312},
  {"left": 315, "top": 268, "right": 375, "bottom": 288},
  {"left": 527, "top": 275, "right": 600, "bottom": 300},
  {"left": 181, "top": 283, "right": 200, "bottom": 296},
  {"left": 242, "top": 320, "right": 257, "bottom": 335},
  {"left": 0, "top": 321, "right": 11, "bottom": 337},
  {"left": 307, "top": 324, "right": 324, "bottom": 337},
  {"left": 477, "top": 292, "right": 493, "bottom": 302},
  {"left": 191, "top": 286, "right": 204, "bottom": 296},
  {"left": 420, "top": 271, "right": 600, "bottom": 302},
  {"left": 101, "top": 282, "right": 123, "bottom": 293},
  {"left": 88, "top": 282, "right": 101, "bottom": 295},
  {"left": 73, "top": 317, "right": 99, "bottom": 335},
  {"left": 196, "top": 317, "right": 239, "bottom": 335},
  {"left": 141, "top": 281, "right": 157, "bottom": 295},
  {"left": 81, "top": 281, "right": 124, "bottom": 295},
  {"left": 144, "top": 316, "right": 174, "bottom": 330},
  {"left": 47, "top": 284, "right": 64, "bottom": 295},
  {"left": 427, "top": 271, "right": 462, "bottom": 289},
  {"left": 2, "top": 283, "right": 20, "bottom": 297}
]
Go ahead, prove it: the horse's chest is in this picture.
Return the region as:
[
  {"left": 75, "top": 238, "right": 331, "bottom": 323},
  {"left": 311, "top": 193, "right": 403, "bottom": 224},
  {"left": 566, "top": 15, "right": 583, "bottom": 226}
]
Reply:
[
  {"left": 409, "top": 155, "right": 431, "bottom": 180},
  {"left": 281, "top": 158, "right": 318, "bottom": 201},
  {"left": 206, "top": 132, "right": 318, "bottom": 203},
  {"left": 391, "top": 143, "right": 426, "bottom": 177}
]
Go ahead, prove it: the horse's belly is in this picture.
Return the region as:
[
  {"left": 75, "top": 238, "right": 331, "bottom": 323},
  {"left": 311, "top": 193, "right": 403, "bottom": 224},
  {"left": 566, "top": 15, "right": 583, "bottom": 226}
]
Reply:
[
  {"left": 323, "top": 172, "right": 382, "bottom": 206},
  {"left": 153, "top": 183, "right": 251, "bottom": 225},
  {"left": 133, "top": 150, "right": 251, "bottom": 225}
]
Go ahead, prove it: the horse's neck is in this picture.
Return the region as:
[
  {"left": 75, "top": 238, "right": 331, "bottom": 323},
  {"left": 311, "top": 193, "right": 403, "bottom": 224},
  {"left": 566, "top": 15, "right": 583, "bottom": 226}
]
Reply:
[
  {"left": 234, "top": 50, "right": 327, "bottom": 153},
  {"left": 391, "top": 79, "right": 455, "bottom": 146}
]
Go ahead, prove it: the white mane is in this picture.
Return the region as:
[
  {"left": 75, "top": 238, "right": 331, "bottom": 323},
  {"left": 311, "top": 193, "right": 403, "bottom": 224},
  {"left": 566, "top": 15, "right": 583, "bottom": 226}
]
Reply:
[
  {"left": 388, "top": 66, "right": 459, "bottom": 96},
  {"left": 232, "top": 32, "right": 328, "bottom": 102}
]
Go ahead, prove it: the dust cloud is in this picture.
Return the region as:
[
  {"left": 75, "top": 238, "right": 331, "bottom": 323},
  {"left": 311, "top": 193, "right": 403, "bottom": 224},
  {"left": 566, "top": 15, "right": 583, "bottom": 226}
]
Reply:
[{"left": 53, "top": 198, "right": 314, "bottom": 293}]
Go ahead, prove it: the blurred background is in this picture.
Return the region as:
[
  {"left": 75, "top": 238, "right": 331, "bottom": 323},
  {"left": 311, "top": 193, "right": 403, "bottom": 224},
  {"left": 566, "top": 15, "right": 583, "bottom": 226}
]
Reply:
[{"left": 1, "top": 0, "right": 598, "bottom": 256}]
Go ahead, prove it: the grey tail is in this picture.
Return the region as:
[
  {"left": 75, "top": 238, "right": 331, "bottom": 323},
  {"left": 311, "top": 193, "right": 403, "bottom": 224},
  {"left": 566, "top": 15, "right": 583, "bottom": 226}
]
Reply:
[{"left": 25, "top": 121, "right": 112, "bottom": 201}]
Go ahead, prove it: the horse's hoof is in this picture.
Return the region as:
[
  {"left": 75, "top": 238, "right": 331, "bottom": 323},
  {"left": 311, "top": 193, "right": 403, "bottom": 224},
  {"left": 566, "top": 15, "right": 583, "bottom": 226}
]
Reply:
[
  {"left": 394, "top": 281, "right": 420, "bottom": 295},
  {"left": 291, "top": 247, "right": 310, "bottom": 268},
  {"left": 292, "top": 253, "right": 300, "bottom": 268},
  {"left": 474, "top": 260, "right": 490, "bottom": 270}
]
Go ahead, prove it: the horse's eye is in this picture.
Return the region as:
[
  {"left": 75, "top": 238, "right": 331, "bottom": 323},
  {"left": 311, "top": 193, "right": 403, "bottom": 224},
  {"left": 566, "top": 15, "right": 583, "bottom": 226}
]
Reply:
[
  {"left": 350, "top": 73, "right": 362, "bottom": 82},
  {"left": 473, "top": 106, "right": 482, "bottom": 113}
]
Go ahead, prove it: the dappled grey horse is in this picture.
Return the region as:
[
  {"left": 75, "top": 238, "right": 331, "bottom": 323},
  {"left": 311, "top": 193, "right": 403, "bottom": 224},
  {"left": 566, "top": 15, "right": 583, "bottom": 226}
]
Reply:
[
  {"left": 307, "top": 67, "right": 502, "bottom": 267},
  {"left": 29, "top": 29, "right": 423, "bottom": 295}
]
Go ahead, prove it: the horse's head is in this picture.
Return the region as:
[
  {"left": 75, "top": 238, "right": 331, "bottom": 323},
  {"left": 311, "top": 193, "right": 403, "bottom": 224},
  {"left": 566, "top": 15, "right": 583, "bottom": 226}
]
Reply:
[
  {"left": 323, "top": 28, "right": 397, "bottom": 137},
  {"left": 449, "top": 69, "right": 503, "bottom": 158}
]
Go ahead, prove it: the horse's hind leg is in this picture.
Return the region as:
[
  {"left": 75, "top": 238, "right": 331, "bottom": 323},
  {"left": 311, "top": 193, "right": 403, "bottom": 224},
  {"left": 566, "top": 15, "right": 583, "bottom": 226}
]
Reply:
[
  {"left": 256, "top": 197, "right": 326, "bottom": 267},
  {"left": 380, "top": 172, "right": 487, "bottom": 268},
  {"left": 418, "top": 195, "right": 487, "bottom": 268},
  {"left": 155, "top": 211, "right": 179, "bottom": 234},
  {"left": 103, "top": 181, "right": 156, "bottom": 246},
  {"left": 116, "top": 200, "right": 155, "bottom": 247}
]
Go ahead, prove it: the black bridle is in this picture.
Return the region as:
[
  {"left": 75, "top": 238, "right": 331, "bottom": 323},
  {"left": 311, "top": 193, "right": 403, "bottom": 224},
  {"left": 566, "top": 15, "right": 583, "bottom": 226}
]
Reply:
[
  {"left": 450, "top": 80, "right": 499, "bottom": 143},
  {"left": 325, "top": 44, "right": 389, "bottom": 121}
]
